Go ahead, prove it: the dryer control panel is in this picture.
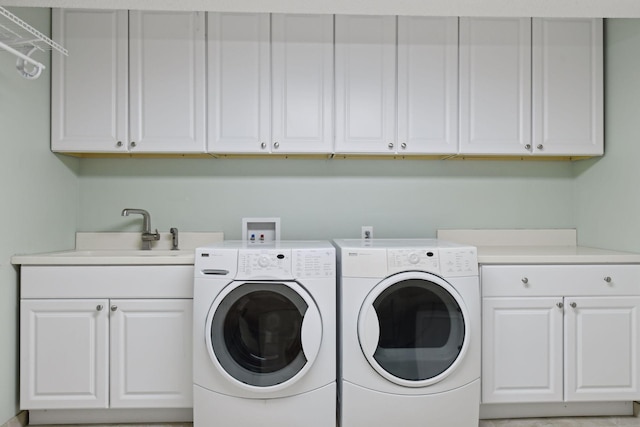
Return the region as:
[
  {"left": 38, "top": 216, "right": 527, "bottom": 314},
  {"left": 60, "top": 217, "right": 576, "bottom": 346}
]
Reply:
[
  {"left": 439, "top": 247, "right": 479, "bottom": 277},
  {"left": 387, "top": 249, "right": 440, "bottom": 274}
]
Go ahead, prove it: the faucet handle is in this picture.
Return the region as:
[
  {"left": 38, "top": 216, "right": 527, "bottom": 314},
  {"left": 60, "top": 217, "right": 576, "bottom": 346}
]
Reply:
[{"left": 142, "top": 229, "right": 161, "bottom": 242}]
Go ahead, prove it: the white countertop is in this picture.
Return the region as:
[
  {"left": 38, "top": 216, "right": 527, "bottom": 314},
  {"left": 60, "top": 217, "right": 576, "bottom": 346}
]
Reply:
[
  {"left": 475, "top": 245, "right": 640, "bottom": 264},
  {"left": 11, "top": 232, "right": 223, "bottom": 266},
  {"left": 437, "top": 229, "right": 640, "bottom": 265}
]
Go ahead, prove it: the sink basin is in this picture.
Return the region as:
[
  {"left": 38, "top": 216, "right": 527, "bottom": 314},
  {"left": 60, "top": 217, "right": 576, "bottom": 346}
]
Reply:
[
  {"left": 49, "top": 250, "right": 191, "bottom": 257},
  {"left": 12, "top": 249, "right": 195, "bottom": 265}
]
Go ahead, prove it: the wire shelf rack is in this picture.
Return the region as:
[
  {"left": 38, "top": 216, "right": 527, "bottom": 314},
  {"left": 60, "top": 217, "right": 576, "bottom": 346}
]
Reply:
[{"left": 0, "top": 6, "right": 68, "bottom": 79}]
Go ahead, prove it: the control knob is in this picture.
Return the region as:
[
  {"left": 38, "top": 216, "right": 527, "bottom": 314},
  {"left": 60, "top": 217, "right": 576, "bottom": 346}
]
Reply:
[
  {"left": 408, "top": 252, "right": 420, "bottom": 264},
  {"left": 258, "top": 255, "right": 270, "bottom": 268}
]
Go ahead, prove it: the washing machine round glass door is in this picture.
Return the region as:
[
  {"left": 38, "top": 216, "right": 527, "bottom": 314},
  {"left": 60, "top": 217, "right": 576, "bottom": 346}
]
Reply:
[
  {"left": 358, "top": 271, "right": 470, "bottom": 387},
  {"left": 205, "top": 281, "right": 322, "bottom": 390}
]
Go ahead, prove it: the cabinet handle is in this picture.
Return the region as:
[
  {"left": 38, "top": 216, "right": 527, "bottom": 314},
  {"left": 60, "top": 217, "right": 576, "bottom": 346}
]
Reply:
[
  {"left": 388, "top": 142, "right": 394, "bottom": 149},
  {"left": 570, "top": 302, "right": 577, "bottom": 308},
  {"left": 537, "top": 144, "right": 544, "bottom": 150},
  {"left": 260, "top": 142, "right": 267, "bottom": 149},
  {"left": 401, "top": 143, "right": 407, "bottom": 150},
  {"left": 96, "top": 304, "right": 104, "bottom": 311},
  {"left": 111, "top": 305, "right": 118, "bottom": 312},
  {"left": 524, "top": 144, "right": 532, "bottom": 150},
  {"left": 556, "top": 302, "right": 564, "bottom": 309},
  {"left": 604, "top": 276, "right": 612, "bottom": 283},
  {"left": 521, "top": 277, "right": 529, "bottom": 284},
  {"left": 130, "top": 141, "right": 136, "bottom": 148},
  {"left": 273, "top": 141, "right": 280, "bottom": 149},
  {"left": 116, "top": 141, "right": 123, "bottom": 148}
]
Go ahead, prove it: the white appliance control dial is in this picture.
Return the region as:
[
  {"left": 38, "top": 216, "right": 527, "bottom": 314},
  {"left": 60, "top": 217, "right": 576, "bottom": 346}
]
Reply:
[
  {"left": 258, "top": 255, "right": 270, "bottom": 268},
  {"left": 408, "top": 252, "right": 420, "bottom": 264}
]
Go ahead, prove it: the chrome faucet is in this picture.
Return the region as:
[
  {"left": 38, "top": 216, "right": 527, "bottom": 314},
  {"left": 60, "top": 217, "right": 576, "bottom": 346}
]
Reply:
[{"left": 121, "top": 208, "right": 160, "bottom": 250}]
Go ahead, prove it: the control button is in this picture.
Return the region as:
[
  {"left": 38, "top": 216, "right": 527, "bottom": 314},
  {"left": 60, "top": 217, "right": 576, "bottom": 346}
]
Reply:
[
  {"left": 277, "top": 253, "right": 285, "bottom": 259},
  {"left": 426, "top": 251, "right": 434, "bottom": 257}
]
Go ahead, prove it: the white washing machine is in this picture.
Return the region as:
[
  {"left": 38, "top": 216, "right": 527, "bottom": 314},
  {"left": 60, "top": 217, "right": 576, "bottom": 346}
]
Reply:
[
  {"left": 334, "top": 239, "right": 480, "bottom": 427},
  {"left": 193, "top": 241, "right": 336, "bottom": 427}
]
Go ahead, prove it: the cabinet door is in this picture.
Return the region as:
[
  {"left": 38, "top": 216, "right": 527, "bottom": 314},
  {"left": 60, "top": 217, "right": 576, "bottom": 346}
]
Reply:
[
  {"left": 20, "top": 299, "right": 109, "bottom": 409},
  {"left": 51, "top": 9, "right": 128, "bottom": 153},
  {"left": 397, "top": 17, "right": 458, "bottom": 155},
  {"left": 335, "top": 15, "right": 396, "bottom": 154},
  {"left": 208, "top": 13, "right": 270, "bottom": 153},
  {"left": 564, "top": 296, "right": 640, "bottom": 401},
  {"left": 482, "top": 297, "right": 563, "bottom": 403},
  {"left": 271, "top": 14, "right": 333, "bottom": 154},
  {"left": 129, "top": 11, "right": 206, "bottom": 153},
  {"left": 110, "top": 299, "right": 193, "bottom": 408},
  {"left": 459, "top": 18, "right": 531, "bottom": 155},
  {"left": 532, "top": 18, "right": 603, "bottom": 156}
]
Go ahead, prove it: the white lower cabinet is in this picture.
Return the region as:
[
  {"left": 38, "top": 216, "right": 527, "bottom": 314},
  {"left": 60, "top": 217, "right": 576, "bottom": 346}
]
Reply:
[
  {"left": 20, "top": 266, "right": 193, "bottom": 410},
  {"left": 482, "top": 265, "right": 640, "bottom": 404},
  {"left": 109, "top": 299, "right": 193, "bottom": 408},
  {"left": 20, "top": 299, "right": 109, "bottom": 409},
  {"left": 564, "top": 296, "right": 640, "bottom": 401}
]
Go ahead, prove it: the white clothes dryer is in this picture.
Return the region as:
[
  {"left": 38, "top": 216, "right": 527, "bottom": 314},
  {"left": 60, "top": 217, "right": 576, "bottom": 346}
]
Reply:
[
  {"left": 334, "top": 239, "right": 480, "bottom": 427},
  {"left": 193, "top": 241, "right": 336, "bottom": 427}
]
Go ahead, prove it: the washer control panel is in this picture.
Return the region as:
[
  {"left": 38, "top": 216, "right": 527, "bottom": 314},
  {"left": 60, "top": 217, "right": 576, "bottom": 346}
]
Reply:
[
  {"left": 237, "top": 249, "right": 293, "bottom": 279},
  {"left": 234, "top": 248, "right": 336, "bottom": 280},
  {"left": 293, "top": 248, "right": 335, "bottom": 279}
]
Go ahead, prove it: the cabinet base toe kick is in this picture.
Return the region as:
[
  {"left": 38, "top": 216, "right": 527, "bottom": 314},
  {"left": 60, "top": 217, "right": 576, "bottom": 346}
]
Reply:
[
  {"left": 27, "top": 408, "right": 193, "bottom": 425},
  {"left": 480, "top": 401, "right": 636, "bottom": 420}
]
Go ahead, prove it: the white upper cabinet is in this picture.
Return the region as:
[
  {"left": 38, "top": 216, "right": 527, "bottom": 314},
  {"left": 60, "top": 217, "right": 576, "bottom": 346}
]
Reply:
[
  {"left": 208, "top": 13, "right": 333, "bottom": 154},
  {"left": 128, "top": 11, "right": 206, "bottom": 153},
  {"left": 460, "top": 17, "right": 603, "bottom": 157},
  {"left": 207, "top": 13, "right": 270, "bottom": 153},
  {"left": 271, "top": 14, "right": 334, "bottom": 153},
  {"left": 51, "top": 11, "right": 602, "bottom": 158},
  {"left": 459, "top": 17, "right": 532, "bottom": 155},
  {"left": 335, "top": 15, "right": 457, "bottom": 155},
  {"left": 397, "top": 16, "right": 458, "bottom": 155},
  {"left": 532, "top": 18, "right": 603, "bottom": 156},
  {"left": 51, "top": 9, "right": 206, "bottom": 154},
  {"left": 51, "top": 9, "right": 128, "bottom": 152},
  {"left": 335, "top": 15, "right": 397, "bottom": 154}
]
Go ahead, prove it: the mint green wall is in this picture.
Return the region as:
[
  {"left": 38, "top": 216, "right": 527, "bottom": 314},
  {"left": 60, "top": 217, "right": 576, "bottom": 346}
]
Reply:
[
  {"left": 0, "top": 8, "right": 78, "bottom": 424},
  {"left": 574, "top": 19, "right": 640, "bottom": 251},
  {"left": 2, "top": 9, "right": 630, "bottom": 425},
  {"left": 78, "top": 158, "right": 576, "bottom": 238}
]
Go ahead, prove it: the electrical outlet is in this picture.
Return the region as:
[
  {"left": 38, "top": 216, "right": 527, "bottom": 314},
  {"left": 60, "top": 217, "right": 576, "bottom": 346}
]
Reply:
[{"left": 361, "top": 226, "right": 373, "bottom": 240}]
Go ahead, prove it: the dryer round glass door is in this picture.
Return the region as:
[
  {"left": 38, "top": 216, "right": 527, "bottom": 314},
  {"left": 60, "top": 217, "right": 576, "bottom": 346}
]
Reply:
[
  {"left": 205, "top": 281, "right": 322, "bottom": 390},
  {"left": 358, "top": 271, "right": 470, "bottom": 387}
]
